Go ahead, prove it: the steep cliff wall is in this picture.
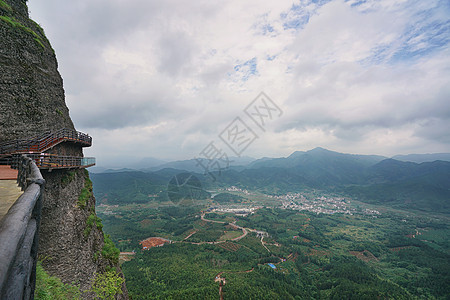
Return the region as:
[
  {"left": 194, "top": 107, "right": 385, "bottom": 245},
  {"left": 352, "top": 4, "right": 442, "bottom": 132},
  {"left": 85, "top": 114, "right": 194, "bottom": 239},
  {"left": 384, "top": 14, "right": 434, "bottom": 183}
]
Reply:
[
  {"left": 0, "top": 0, "right": 128, "bottom": 298},
  {"left": 0, "top": 0, "right": 73, "bottom": 141},
  {"left": 40, "top": 169, "right": 127, "bottom": 298}
]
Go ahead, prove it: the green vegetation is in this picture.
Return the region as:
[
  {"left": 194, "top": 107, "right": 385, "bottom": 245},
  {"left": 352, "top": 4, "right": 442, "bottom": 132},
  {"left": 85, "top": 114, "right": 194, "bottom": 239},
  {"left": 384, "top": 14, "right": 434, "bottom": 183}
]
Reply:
[
  {"left": 37, "top": 261, "right": 125, "bottom": 299},
  {"left": 55, "top": 108, "right": 63, "bottom": 116},
  {"left": 61, "top": 170, "right": 75, "bottom": 187},
  {"left": 93, "top": 250, "right": 101, "bottom": 262},
  {"left": 91, "top": 171, "right": 169, "bottom": 205},
  {"left": 77, "top": 175, "right": 93, "bottom": 209},
  {"left": 91, "top": 154, "right": 450, "bottom": 213},
  {"left": 98, "top": 203, "right": 450, "bottom": 299},
  {"left": 91, "top": 153, "right": 450, "bottom": 298},
  {"left": 89, "top": 269, "right": 124, "bottom": 300},
  {"left": 91, "top": 171, "right": 211, "bottom": 205},
  {"left": 102, "top": 234, "right": 120, "bottom": 264},
  {"left": 213, "top": 192, "right": 245, "bottom": 204},
  {"left": 35, "top": 262, "right": 80, "bottom": 300},
  {"left": 84, "top": 212, "right": 103, "bottom": 237},
  {"left": 121, "top": 236, "right": 411, "bottom": 299},
  {"left": 30, "top": 19, "right": 46, "bottom": 36},
  {"left": 0, "top": 15, "right": 45, "bottom": 49},
  {"left": 0, "top": 0, "right": 12, "bottom": 12},
  {"left": 0, "top": 15, "right": 16, "bottom": 26}
]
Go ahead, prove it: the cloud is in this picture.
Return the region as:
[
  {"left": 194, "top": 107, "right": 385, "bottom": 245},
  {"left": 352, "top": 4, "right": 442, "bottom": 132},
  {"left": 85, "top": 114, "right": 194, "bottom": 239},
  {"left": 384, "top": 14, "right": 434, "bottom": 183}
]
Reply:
[{"left": 28, "top": 0, "right": 450, "bottom": 165}]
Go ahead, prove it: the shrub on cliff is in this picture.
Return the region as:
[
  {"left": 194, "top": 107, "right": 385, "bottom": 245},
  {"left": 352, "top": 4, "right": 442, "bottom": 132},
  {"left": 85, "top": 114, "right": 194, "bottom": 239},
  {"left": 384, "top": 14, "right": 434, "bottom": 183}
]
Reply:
[{"left": 35, "top": 262, "right": 81, "bottom": 300}]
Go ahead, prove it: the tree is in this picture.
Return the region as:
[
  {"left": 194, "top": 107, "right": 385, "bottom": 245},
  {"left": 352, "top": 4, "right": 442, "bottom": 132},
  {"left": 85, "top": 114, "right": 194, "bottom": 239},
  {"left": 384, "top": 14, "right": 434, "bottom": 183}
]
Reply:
[{"left": 90, "top": 270, "right": 124, "bottom": 300}]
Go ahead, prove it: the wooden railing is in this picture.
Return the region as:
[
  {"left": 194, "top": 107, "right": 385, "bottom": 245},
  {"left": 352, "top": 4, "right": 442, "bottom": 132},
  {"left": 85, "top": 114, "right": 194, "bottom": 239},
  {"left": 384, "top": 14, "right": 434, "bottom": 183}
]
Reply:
[
  {"left": 0, "top": 156, "right": 45, "bottom": 299},
  {"left": 0, "top": 128, "right": 92, "bottom": 155},
  {"left": 0, "top": 128, "right": 95, "bottom": 170}
]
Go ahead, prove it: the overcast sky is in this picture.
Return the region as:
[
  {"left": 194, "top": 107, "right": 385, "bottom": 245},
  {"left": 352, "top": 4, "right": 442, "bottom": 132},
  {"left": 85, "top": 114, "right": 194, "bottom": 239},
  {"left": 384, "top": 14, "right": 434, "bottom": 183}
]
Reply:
[{"left": 29, "top": 0, "right": 450, "bottom": 167}]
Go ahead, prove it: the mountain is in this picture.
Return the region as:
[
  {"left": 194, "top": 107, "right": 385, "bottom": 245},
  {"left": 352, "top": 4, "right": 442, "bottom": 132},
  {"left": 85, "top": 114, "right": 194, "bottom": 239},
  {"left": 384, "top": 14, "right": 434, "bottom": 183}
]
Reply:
[
  {"left": 132, "top": 157, "right": 167, "bottom": 169},
  {"left": 346, "top": 159, "right": 450, "bottom": 212},
  {"left": 100, "top": 168, "right": 137, "bottom": 173},
  {"left": 144, "top": 159, "right": 203, "bottom": 173},
  {"left": 91, "top": 148, "right": 450, "bottom": 214},
  {"left": 143, "top": 156, "right": 256, "bottom": 173},
  {"left": 217, "top": 150, "right": 450, "bottom": 213},
  {"left": 393, "top": 153, "right": 450, "bottom": 163},
  {"left": 91, "top": 169, "right": 210, "bottom": 205},
  {"left": 250, "top": 147, "right": 385, "bottom": 169},
  {"left": 245, "top": 147, "right": 386, "bottom": 187}
]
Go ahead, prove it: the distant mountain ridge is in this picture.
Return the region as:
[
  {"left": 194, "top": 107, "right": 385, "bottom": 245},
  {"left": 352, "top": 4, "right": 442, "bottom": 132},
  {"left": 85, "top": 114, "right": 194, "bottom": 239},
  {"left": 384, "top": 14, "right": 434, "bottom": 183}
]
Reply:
[
  {"left": 91, "top": 148, "right": 450, "bottom": 214},
  {"left": 393, "top": 153, "right": 450, "bottom": 163},
  {"left": 139, "top": 156, "right": 255, "bottom": 173},
  {"left": 249, "top": 147, "right": 386, "bottom": 169}
]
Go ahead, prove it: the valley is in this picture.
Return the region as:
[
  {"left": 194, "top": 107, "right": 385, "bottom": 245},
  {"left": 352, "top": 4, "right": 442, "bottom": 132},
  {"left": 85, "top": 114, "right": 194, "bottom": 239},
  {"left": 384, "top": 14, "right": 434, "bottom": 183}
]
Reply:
[
  {"left": 96, "top": 188, "right": 449, "bottom": 299},
  {"left": 92, "top": 149, "right": 450, "bottom": 299}
]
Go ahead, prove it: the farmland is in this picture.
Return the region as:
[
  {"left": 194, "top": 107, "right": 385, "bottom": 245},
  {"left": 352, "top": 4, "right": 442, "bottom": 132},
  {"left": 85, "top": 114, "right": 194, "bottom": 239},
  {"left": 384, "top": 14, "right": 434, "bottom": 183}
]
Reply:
[{"left": 98, "top": 199, "right": 450, "bottom": 299}]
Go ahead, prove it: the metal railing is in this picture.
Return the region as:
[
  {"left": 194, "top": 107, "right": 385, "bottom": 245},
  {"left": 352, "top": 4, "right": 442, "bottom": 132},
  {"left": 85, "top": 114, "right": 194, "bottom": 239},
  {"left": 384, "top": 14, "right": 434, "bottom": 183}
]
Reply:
[
  {"left": 23, "top": 154, "right": 95, "bottom": 169},
  {"left": 0, "top": 156, "right": 45, "bottom": 299},
  {"left": 0, "top": 128, "right": 92, "bottom": 155},
  {"left": 1, "top": 154, "right": 95, "bottom": 170}
]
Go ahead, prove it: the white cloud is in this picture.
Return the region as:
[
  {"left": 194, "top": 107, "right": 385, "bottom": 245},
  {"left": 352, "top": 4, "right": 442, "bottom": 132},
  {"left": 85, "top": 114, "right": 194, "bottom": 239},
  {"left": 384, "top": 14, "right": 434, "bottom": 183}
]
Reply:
[{"left": 29, "top": 0, "right": 450, "bottom": 166}]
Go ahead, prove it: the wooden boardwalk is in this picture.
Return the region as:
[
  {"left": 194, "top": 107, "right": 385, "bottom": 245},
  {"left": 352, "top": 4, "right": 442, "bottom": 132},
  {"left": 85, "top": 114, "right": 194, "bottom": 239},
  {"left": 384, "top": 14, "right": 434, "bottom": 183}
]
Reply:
[
  {"left": 0, "top": 128, "right": 91, "bottom": 155},
  {"left": 0, "top": 129, "right": 95, "bottom": 170}
]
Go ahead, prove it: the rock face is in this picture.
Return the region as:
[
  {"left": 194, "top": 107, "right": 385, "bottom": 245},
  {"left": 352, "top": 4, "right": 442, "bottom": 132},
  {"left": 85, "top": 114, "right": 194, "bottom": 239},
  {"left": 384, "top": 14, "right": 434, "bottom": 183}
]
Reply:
[
  {"left": 0, "top": 0, "right": 74, "bottom": 141},
  {"left": 0, "top": 0, "right": 128, "bottom": 298},
  {"left": 40, "top": 169, "right": 128, "bottom": 298}
]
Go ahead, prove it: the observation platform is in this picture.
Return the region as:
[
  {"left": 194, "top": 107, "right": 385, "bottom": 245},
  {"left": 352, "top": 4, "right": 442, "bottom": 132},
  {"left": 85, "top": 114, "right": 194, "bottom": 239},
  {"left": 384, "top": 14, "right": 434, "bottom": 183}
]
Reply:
[{"left": 0, "top": 128, "right": 95, "bottom": 170}]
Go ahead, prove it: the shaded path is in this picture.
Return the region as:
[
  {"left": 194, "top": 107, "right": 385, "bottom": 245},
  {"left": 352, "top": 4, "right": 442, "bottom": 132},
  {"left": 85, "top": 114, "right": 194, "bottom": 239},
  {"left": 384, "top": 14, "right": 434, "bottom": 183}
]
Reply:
[
  {"left": 0, "top": 166, "right": 22, "bottom": 223},
  {"left": 0, "top": 180, "right": 23, "bottom": 223}
]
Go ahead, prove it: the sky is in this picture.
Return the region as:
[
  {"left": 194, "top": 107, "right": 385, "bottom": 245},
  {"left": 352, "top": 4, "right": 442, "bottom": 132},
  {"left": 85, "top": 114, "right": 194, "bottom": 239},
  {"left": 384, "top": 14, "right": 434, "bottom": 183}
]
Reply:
[{"left": 28, "top": 0, "right": 450, "bottom": 168}]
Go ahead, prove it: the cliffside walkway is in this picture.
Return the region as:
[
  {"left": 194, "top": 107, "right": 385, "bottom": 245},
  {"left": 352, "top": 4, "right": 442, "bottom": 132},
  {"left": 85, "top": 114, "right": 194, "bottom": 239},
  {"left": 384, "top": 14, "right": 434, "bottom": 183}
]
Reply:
[
  {"left": 0, "top": 128, "right": 91, "bottom": 155},
  {"left": 0, "top": 128, "right": 95, "bottom": 298},
  {"left": 0, "top": 129, "right": 95, "bottom": 169},
  {"left": 21, "top": 154, "right": 95, "bottom": 170}
]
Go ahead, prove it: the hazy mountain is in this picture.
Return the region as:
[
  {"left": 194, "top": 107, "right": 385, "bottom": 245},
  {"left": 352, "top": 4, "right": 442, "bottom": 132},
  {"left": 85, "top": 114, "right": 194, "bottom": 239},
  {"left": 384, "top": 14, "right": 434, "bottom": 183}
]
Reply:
[
  {"left": 245, "top": 147, "right": 386, "bottom": 187},
  {"left": 90, "top": 148, "right": 450, "bottom": 213},
  {"left": 91, "top": 168, "right": 211, "bottom": 205},
  {"left": 89, "top": 166, "right": 109, "bottom": 173},
  {"left": 249, "top": 147, "right": 386, "bottom": 169},
  {"left": 346, "top": 159, "right": 450, "bottom": 212},
  {"left": 100, "top": 168, "right": 137, "bottom": 173},
  {"left": 222, "top": 150, "right": 450, "bottom": 213},
  {"left": 135, "top": 157, "right": 167, "bottom": 168},
  {"left": 392, "top": 153, "right": 450, "bottom": 163},
  {"left": 144, "top": 156, "right": 256, "bottom": 173},
  {"left": 143, "top": 159, "right": 204, "bottom": 173},
  {"left": 91, "top": 170, "right": 173, "bottom": 205}
]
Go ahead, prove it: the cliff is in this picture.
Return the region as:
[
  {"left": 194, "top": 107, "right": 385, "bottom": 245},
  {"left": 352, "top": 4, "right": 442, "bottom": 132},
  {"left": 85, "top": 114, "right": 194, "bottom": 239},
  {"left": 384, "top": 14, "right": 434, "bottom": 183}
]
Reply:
[{"left": 0, "top": 0, "right": 128, "bottom": 298}]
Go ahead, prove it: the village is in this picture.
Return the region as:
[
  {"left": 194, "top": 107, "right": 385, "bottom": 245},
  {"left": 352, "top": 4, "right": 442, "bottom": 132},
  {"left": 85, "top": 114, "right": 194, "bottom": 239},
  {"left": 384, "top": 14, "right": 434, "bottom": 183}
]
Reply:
[
  {"left": 278, "top": 194, "right": 356, "bottom": 215},
  {"left": 209, "top": 189, "right": 381, "bottom": 216}
]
